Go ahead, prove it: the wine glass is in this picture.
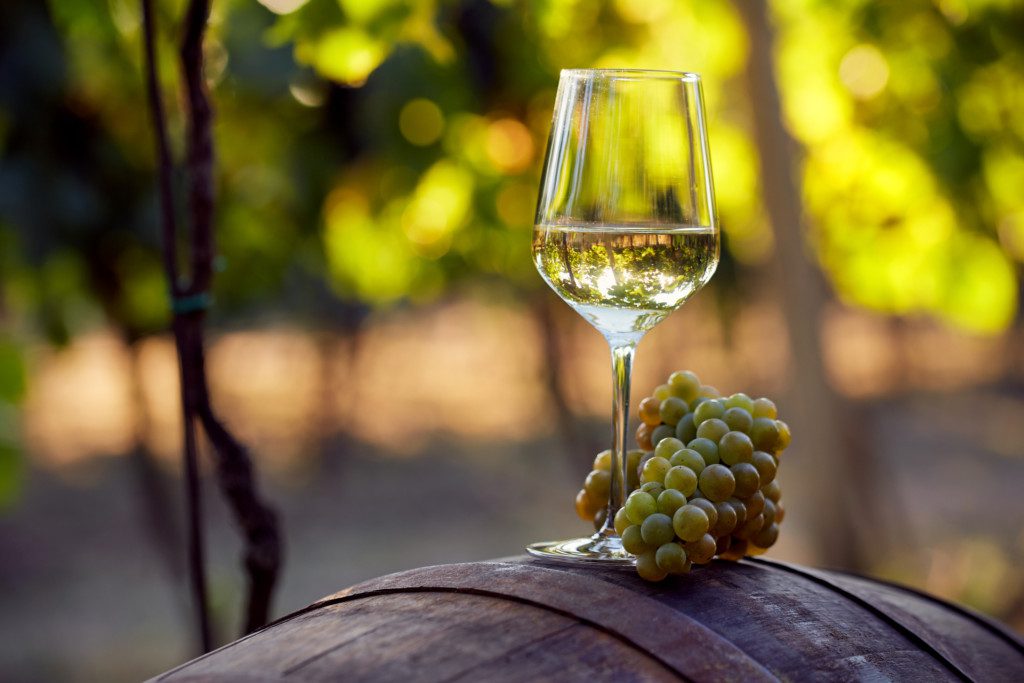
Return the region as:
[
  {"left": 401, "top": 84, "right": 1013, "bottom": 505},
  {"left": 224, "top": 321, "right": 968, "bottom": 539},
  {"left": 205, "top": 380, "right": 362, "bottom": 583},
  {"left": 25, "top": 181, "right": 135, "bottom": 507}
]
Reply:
[{"left": 528, "top": 69, "right": 720, "bottom": 564}]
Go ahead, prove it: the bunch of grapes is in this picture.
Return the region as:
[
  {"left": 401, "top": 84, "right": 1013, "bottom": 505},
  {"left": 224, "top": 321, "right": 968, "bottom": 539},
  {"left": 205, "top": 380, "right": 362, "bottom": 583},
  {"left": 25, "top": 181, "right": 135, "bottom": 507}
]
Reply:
[{"left": 573, "top": 370, "right": 790, "bottom": 581}]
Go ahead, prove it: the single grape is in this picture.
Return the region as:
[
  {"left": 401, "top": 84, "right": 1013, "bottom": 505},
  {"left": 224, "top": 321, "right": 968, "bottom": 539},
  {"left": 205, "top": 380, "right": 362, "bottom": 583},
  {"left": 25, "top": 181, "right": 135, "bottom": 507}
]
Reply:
[
  {"left": 593, "top": 507, "right": 607, "bottom": 531},
  {"left": 722, "top": 407, "right": 754, "bottom": 434},
  {"left": 761, "top": 498, "right": 776, "bottom": 526},
  {"left": 622, "top": 525, "right": 651, "bottom": 555},
  {"left": 752, "top": 522, "right": 779, "bottom": 549},
  {"left": 641, "top": 513, "right": 675, "bottom": 546},
  {"left": 655, "top": 542, "right": 689, "bottom": 574},
  {"left": 696, "top": 418, "right": 729, "bottom": 443},
  {"left": 664, "top": 465, "right": 698, "bottom": 496},
  {"left": 699, "top": 385, "right": 721, "bottom": 398},
  {"left": 669, "top": 448, "right": 706, "bottom": 475},
  {"left": 641, "top": 456, "right": 671, "bottom": 485},
  {"left": 752, "top": 397, "right": 777, "bottom": 419},
  {"left": 640, "top": 481, "right": 666, "bottom": 500},
  {"left": 684, "top": 533, "right": 717, "bottom": 564},
  {"left": 657, "top": 488, "right": 688, "bottom": 516},
  {"left": 626, "top": 449, "right": 644, "bottom": 491},
  {"left": 584, "top": 469, "right": 611, "bottom": 500},
  {"left": 672, "top": 504, "right": 710, "bottom": 543},
  {"left": 687, "top": 438, "right": 720, "bottom": 466},
  {"left": 654, "top": 437, "right": 686, "bottom": 461},
  {"left": 723, "top": 392, "right": 754, "bottom": 413},
  {"left": 624, "top": 491, "right": 657, "bottom": 524},
  {"left": 744, "top": 489, "right": 766, "bottom": 518},
  {"left": 715, "top": 534, "right": 732, "bottom": 555},
  {"left": 659, "top": 397, "right": 689, "bottom": 426},
  {"left": 651, "top": 424, "right": 675, "bottom": 447},
  {"left": 712, "top": 501, "right": 738, "bottom": 536},
  {"left": 698, "top": 464, "right": 736, "bottom": 502},
  {"left": 730, "top": 462, "right": 761, "bottom": 498},
  {"left": 675, "top": 413, "right": 697, "bottom": 443},
  {"left": 614, "top": 507, "right": 632, "bottom": 535},
  {"left": 688, "top": 498, "right": 718, "bottom": 530},
  {"left": 775, "top": 420, "right": 792, "bottom": 453},
  {"left": 575, "top": 489, "right": 594, "bottom": 521},
  {"left": 668, "top": 370, "right": 701, "bottom": 402},
  {"left": 638, "top": 396, "right": 662, "bottom": 426},
  {"left": 734, "top": 513, "right": 765, "bottom": 541},
  {"left": 750, "top": 417, "right": 780, "bottom": 452},
  {"left": 775, "top": 501, "right": 786, "bottom": 523},
  {"left": 592, "top": 449, "right": 612, "bottom": 472},
  {"left": 693, "top": 399, "right": 725, "bottom": 426},
  {"left": 762, "top": 479, "right": 782, "bottom": 503},
  {"left": 728, "top": 497, "right": 748, "bottom": 525},
  {"left": 636, "top": 549, "right": 668, "bottom": 581},
  {"left": 720, "top": 538, "right": 748, "bottom": 561},
  {"left": 719, "top": 431, "right": 754, "bottom": 466},
  {"left": 636, "top": 422, "right": 654, "bottom": 451},
  {"left": 653, "top": 384, "right": 673, "bottom": 402},
  {"left": 751, "top": 450, "right": 777, "bottom": 485}
]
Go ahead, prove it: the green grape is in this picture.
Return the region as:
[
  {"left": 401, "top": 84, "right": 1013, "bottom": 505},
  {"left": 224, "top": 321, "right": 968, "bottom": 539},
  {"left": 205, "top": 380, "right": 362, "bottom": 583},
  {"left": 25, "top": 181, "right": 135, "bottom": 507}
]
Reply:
[
  {"left": 593, "top": 507, "right": 608, "bottom": 531},
  {"left": 761, "top": 498, "right": 776, "bottom": 526},
  {"left": 636, "top": 422, "right": 654, "bottom": 451},
  {"left": 751, "top": 450, "right": 777, "bottom": 485},
  {"left": 715, "top": 534, "right": 732, "bottom": 556},
  {"left": 697, "top": 464, "right": 735, "bottom": 502},
  {"left": 659, "top": 397, "right": 689, "bottom": 426},
  {"left": 693, "top": 399, "right": 725, "bottom": 426},
  {"left": 775, "top": 420, "right": 791, "bottom": 453},
  {"left": 687, "top": 438, "right": 720, "bottom": 466},
  {"left": 640, "top": 481, "right": 665, "bottom": 500},
  {"left": 651, "top": 424, "right": 675, "bottom": 447},
  {"left": 672, "top": 504, "right": 710, "bottom": 542},
  {"left": 744, "top": 490, "right": 766, "bottom": 518},
  {"left": 585, "top": 469, "right": 612, "bottom": 499},
  {"left": 684, "top": 533, "right": 717, "bottom": 564},
  {"left": 668, "top": 370, "right": 701, "bottom": 402},
  {"left": 664, "top": 465, "right": 698, "bottom": 496},
  {"left": 723, "top": 392, "right": 754, "bottom": 413},
  {"left": 728, "top": 497, "right": 748, "bottom": 525},
  {"left": 669, "top": 448, "right": 706, "bottom": 474},
  {"left": 722, "top": 407, "right": 754, "bottom": 434},
  {"left": 641, "top": 513, "right": 676, "bottom": 546},
  {"left": 640, "top": 456, "right": 671, "bottom": 485},
  {"left": 675, "top": 413, "right": 697, "bottom": 443},
  {"left": 653, "top": 384, "right": 673, "bottom": 402},
  {"left": 654, "top": 437, "right": 686, "bottom": 461},
  {"left": 699, "top": 385, "right": 721, "bottom": 398},
  {"left": 592, "top": 449, "right": 612, "bottom": 472},
  {"left": 636, "top": 549, "right": 668, "bottom": 581},
  {"left": 626, "top": 449, "right": 644, "bottom": 491},
  {"left": 696, "top": 418, "right": 729, "bottom": 443},
  {"left": 657, "top": 488, "right": 687, "bottom": 516},
  {"left": 752, "top": 397, "right": 777, "bottom": 419},
  {"left": 575, "top": 489, "right": 595, "bottom": 521},
  {"left": 614, "top": 507, "right": 632, "bottom": 535},
  {"left": 638, "top": 397, "right": 662, "bottom": 426},
  {"left": 622, "top": 525, "right": 651, "bottom": 555},
  {"left": 688, "top": 498, "right": 718, "bottom": 530},
  {"left": 730, "top": 462, "right": 761, "bottom": 498},
  {"left": 656, "top": 542, "right": 689, "bottom": 574},
  {"left": 719, "top": 431, "right": 754, "bottom": 466},
  {"left": 752, "top": 522, "right": 779, "bottom": 549},
  {"left": 762, "top": 479, "right": 782, "bottom": 503},
  {"left": 624, "top": 491, "right": 657, "bottom": 524},
  {"left": 712, "top": 501, "right": 738, "bottom": 536},
  {"left": 750, "top": 417, "right": 780, "bottom": 452},
  {"left": 734, "top": 513, "right": 765, "bottom": 541}
]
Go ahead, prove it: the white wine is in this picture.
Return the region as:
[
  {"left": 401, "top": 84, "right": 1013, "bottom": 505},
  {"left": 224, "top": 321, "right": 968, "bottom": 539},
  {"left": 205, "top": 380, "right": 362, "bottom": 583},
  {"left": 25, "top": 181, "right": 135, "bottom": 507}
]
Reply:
[{"left": 533, "top": 223, "right": 719, "bottom": 338}]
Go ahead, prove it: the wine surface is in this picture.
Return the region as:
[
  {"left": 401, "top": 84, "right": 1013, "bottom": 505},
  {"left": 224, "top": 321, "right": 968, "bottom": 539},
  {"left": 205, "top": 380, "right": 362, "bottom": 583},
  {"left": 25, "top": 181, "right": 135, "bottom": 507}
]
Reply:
[{"left": 533, "top": 223, "right": 719, "bottom": 338}]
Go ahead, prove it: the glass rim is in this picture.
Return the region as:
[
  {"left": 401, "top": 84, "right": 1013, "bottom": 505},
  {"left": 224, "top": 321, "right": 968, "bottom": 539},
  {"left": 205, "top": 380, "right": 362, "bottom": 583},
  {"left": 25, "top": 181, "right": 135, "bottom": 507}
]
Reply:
[{"left": 559, "top": 68, "right": 702, "bottom": 83}]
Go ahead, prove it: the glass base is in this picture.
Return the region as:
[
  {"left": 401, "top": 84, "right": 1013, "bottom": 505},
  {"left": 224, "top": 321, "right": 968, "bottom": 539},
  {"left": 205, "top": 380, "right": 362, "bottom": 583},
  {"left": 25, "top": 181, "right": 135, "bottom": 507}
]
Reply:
[{"left": 526, "top": 532, "right": 636, "bottom": 567}]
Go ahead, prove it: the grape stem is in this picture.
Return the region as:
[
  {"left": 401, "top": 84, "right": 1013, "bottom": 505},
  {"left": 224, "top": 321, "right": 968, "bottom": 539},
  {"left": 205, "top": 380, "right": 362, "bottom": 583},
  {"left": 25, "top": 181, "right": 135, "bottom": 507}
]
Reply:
[{"left": 603, "top": 342, "right": 636, "bottom": 536}]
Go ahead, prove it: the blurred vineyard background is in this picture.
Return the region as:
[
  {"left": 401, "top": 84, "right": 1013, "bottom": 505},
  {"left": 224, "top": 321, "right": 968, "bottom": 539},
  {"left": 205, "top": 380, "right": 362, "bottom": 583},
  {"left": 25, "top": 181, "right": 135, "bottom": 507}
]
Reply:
[{"left": 2, "top": 0, "right": 1024, "bottom": 680}]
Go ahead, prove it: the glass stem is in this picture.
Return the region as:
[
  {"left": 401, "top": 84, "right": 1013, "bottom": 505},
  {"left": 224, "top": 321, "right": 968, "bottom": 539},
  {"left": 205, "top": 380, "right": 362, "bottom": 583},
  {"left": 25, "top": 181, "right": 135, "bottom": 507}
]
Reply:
[{"left": 602, "top": 342, "right": 636, "bottom": 535}]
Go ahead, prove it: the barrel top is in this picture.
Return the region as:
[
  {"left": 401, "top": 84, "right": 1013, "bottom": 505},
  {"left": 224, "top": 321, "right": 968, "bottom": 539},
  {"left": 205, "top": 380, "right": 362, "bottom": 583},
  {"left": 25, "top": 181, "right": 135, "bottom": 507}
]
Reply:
[{"left": 153, "top": 556, "right": 1024, "bottom": 683}]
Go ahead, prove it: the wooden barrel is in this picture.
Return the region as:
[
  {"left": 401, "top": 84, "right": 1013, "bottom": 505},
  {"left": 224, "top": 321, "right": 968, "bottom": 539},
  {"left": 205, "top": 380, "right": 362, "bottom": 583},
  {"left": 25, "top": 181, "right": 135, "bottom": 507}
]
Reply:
[{"left": 152, "top": 556, "right": 1024, "bottom": 682}]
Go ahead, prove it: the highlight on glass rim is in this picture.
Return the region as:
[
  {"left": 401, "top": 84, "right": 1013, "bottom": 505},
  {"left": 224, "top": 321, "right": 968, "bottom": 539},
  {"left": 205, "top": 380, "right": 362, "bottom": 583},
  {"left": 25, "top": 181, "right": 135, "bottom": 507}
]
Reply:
[{"left": 1, "top": 0, "right": 1022, "bottom": 680}]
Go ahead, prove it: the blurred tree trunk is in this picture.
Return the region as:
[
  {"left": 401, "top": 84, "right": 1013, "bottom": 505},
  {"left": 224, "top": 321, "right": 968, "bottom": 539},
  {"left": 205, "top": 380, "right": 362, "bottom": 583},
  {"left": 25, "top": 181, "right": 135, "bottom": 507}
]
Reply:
[{"left": 735, "top": 0, "right": 876, "bottom": 569}]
